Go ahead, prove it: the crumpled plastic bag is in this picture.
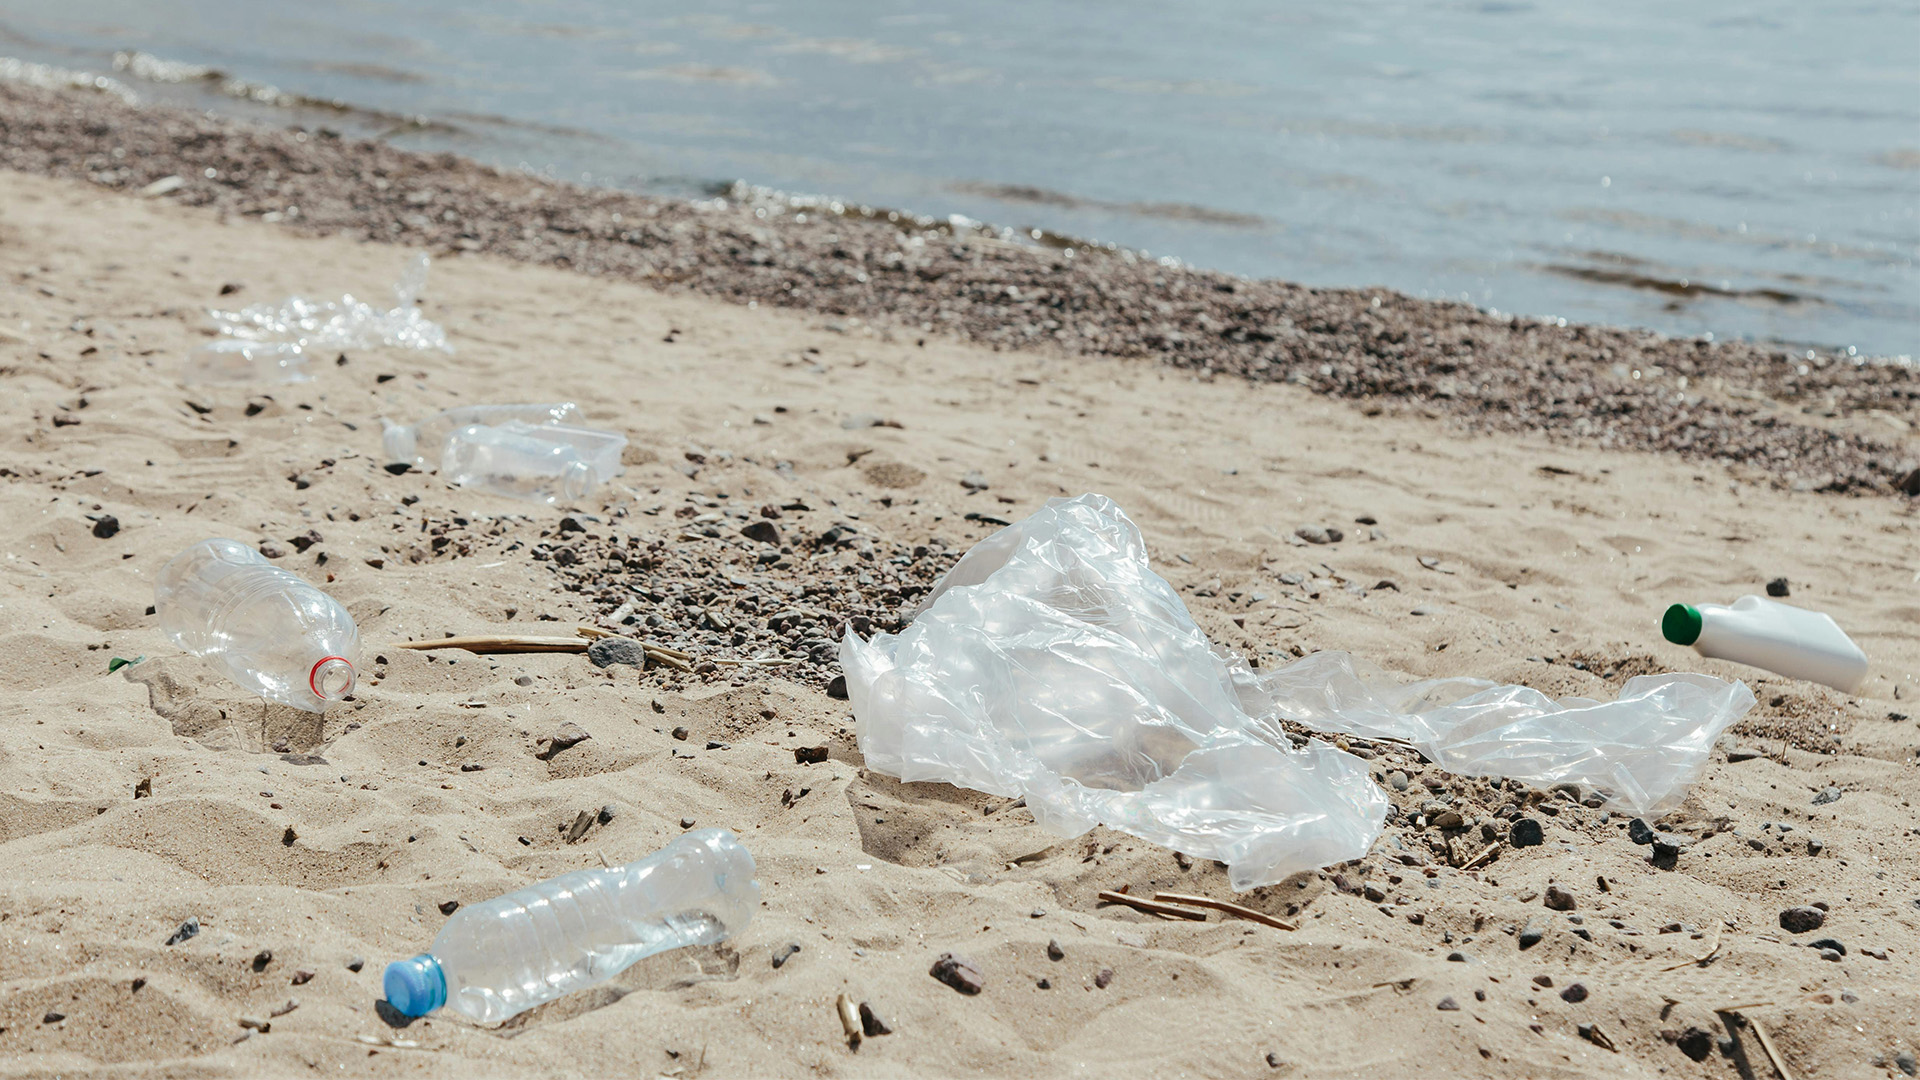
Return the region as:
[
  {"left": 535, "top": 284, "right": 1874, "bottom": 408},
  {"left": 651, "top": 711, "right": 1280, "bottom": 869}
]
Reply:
[
  {"left": 185, "top": 253, "right": 449, "bottom": 384},
  {"left": 841, "top": 494, "right": 1754, "bottom": 890}
]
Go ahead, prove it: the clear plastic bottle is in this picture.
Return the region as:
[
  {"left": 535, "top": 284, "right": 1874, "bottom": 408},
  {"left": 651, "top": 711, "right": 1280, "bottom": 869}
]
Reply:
[
  {"left": 380, "top": 403, "right": 583, "bottom": 470},
  {"left": 383, "top": 829, "right": 759, "bottom": 1024},
  {"left": 1663, "top": 595, "right": 1868, "bottom": 693},
  {"left": 439, "top": 421, "right": 625, "bottom": 504},
  {"left": 153, "top": 539, "right": 359, "bottom": 712}
]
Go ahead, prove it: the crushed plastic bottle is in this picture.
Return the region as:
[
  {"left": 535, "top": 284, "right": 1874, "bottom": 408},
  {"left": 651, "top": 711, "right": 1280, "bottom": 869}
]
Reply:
[
  {"left": 381, "top": 402, "right": 584, "bottom": 471},
  {"left": 153, "top": 539, "right": 359, "bottom": 713},
  {"left": 188, "top": 253, "right": 450, "bottom": 383},
  {"left": 440, "top": 421, "right": 627, "bottom": 504},
  {"left": 1663, "top": 595, "right": 1868, "bottom": 693},
  {"left": 383, "top": 830, "right": 759, "bottom": 1024}
]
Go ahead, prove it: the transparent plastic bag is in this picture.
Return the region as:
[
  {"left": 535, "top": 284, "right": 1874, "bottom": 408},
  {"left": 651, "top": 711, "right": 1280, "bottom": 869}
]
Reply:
[
  {"left": 197, "top": 253, "right": 449, "bottom": 378},
  {"left": 841, "top": 495, "right": 1755, "bottom": 890}
]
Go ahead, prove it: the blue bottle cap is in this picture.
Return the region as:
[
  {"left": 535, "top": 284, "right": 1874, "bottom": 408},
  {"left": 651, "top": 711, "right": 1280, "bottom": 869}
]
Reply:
[{"left": 383, "top": 953, "right": 447, "bottom": 1017}]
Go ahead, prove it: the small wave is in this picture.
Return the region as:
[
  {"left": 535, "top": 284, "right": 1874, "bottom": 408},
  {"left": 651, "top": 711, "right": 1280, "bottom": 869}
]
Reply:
[
  {"left": 0, "top": 56, "right": 138, "bottom": 104},
  {"left": 1543, "top": 263, "right": 1809, "bottom": 306},
  {"left": 108, "top": 50, "right": 449, "bottom": 135},
  {"left": 951, "top": 180, "right": 1267, "bottom": 228}
]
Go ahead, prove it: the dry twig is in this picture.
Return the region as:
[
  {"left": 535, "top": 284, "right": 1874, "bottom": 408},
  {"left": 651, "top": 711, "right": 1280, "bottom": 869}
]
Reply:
[
  {"left": 1152, "top": 892, "right": 1297, "bottom": 931},
  {"left": 1096, "top": 890, "right": 1207, "bottom": 921}
]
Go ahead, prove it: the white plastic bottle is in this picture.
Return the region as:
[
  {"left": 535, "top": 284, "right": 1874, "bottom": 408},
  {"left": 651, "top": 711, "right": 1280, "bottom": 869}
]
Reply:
[
  {"left": 383, "top": 830, "right": 759, "bottom": 1023},
  {"left": 1662, "top": 595, "right": 1867, "bottom": 693},
  {"left": 439, "top": 421, "right": 625, "bottom": 504},
  {"left": 381, "top": 403, "right": 584, "bottom": 471},
  {"left": 153, "top": 539, "right": 360, "bottom": 712}
]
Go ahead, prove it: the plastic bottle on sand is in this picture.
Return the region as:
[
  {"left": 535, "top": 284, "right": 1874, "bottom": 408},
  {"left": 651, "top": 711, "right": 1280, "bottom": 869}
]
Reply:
[
  {"left": 439, "top": 421, "right": 626, "bottom": 504},
  {"left": 154, "top": 539, "right": 359, "bottom": 712},
  {"left": 381, "top": 403, "right": 584, "bottom": 470},
  {"left": 1662, "top": 595, "right": 1867, "bottom": 693},
  {"left": 383, "top": 830, "right": 759, "bottom": 1023}
]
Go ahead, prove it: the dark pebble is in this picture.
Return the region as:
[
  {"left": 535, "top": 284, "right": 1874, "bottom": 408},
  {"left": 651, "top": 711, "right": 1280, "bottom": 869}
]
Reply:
[
  {"left": 1808, "top": 937, "right": 1846, "bottom": 956},
  {"left": 1518, "top": 920, "right": 1544, "bottom": 950},
  {"left": 794, "top": 746, "right": 829, "bottom": 765},
  {"left": 1446, "top": 951, "right": 1467, "bottom": 962},
  {"left": 671, "top": 726, "right": 689, "bottom": 741},
  {"left": 1544, "top": 884, "right": 1576, "bottom": 911},
  {"left": 1094, "top": 967, "right": 1114, "bottom": 989},
  {"left": 1509, "top": 818, "right": 1544, "bottom": 847},
  {"left": 291, "top": 969, "right": 314, "bottom": 986},
  {"left": 1035, "top": 977, "right": 1051, "bottom": 989},
  {"left": 164, "top": 916, "right": 200, "bottom": 946},
  {"left": 586, "top": 636, "right": 647, "bottom": 668},
  {"left": 43, "top": 1011, "right": 64, "bottom": 1024},
  {"left": 1627, "top": 818, "right": 1655, "bottom": 845},
  {"left": 1779, "top": 906, "right": 1827, "bottom": 933},
  {"left": 1532, "top": 975, "right": 1553, "bottom": 987},
  {"left": 929, "top": 952, "right": 984, "bottom": 994},
  {"left": 438, "top": 900, "right": 460, "bottom": 915},
  {"left": 251, "top": 949, "right": 273, "bottom": 972},
  {"left": 858, "top": 1001, "right": 891, "bottom": 1036},
  {"left": 826, "top": 674, "right": 848, "bottom": 699},
  {"left": 346, "top": 956, "right": 365, "bottom": 972},
  {"left": 91, "top": 514, "right": 119, "bottom": 539},
  {"left": 1672, "top": 1026, "right": 1714, "bottom": 1062},
  {"left": 1435, "top": 996, "right": 1460, "bottom": 1011},
  {"left": 1559, "top": 983, "right": 1588, "bottom": 1003},
  {"left": 771, "top": 943, "right": 801, "bottom": 969},
  {"left": 1766, "top": 577, "right": 1791, "bottom": 597},
  {"left": 1047, "top": 939, "right": 1064, "bottom": 961}
]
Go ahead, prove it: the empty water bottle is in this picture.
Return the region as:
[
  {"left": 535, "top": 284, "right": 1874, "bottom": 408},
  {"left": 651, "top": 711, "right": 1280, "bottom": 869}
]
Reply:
[
  {"left": 153, "top": 539, "right": 359, "bottom": 712},
  {"left": 381, "top": 402, "right": 584, "bottom": 470},
  {"left": 440, "top": 421, "right": 627, "bottom": 504},
  {"left": 383, "top": 829, "right": 759, "bottom": 1023}
]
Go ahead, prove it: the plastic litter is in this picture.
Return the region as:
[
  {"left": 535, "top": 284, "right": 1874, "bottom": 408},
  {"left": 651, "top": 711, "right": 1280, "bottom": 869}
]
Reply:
[
  {"left": 383, "top": 829, "right": 758, "bottom": 1023},
  {"left": 154, "top": 539, "right": 359, "bottom": 712},
  {"left": 440, "top": 420, "right": 627, "bottom": 504},
  {"left": 842, "top": 495, "right": 1755, "bottom": 889},
  {"left": 381, "top": 402, "right": 584, "bottom": 471},
  {"left": 1662, "top": 595, "right": 1867, "bottom": 693},
  {"left": 185, "top": 253, "right": 449, "bottom": 384}
]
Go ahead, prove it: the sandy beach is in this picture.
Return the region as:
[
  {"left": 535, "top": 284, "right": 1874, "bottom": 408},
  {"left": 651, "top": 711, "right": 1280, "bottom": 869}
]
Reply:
[{"left": 1, "top": 89, "right": 1917, "bottom": 1078}]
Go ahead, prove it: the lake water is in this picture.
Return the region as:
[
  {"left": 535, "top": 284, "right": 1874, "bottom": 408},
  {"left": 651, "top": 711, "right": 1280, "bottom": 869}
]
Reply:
[{"left": 4, "top": 0, "right": 1915, "bottom": 355}]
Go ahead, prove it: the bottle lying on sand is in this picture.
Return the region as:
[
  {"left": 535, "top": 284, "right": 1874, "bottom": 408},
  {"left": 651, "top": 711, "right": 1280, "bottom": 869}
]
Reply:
[
  {"left": 153, "top": 539, "right": 359, "bottom": 712},
  {"left": 383, "top": 830, "right": 759, "bottom": 1024},
  {"left": 440, "top": 420, "right": 627, "bottom": 504},
  {"left": 380, "top": 402, "right": 584, "bottom": 471},
  {"left": 1662, "top": 595, "right": 1867, "bottom": 693}
]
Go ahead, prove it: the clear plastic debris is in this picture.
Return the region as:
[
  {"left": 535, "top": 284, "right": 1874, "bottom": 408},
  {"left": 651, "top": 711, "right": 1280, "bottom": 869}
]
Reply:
[
  {"left": 440, "top": 420, "right": 627, "bottom": 504},
  {"left": 154, "top": 538, "right": 359, "bottom": 712},
  {"left": 188, "top": 253, "right": 450, "bottom": 383},
  {"left": 384, "top": 829, "right": 758, "bottom": 1023},
  {"left": 183, "top": 338, "right": 311, "bottom": 385},
  {"left": 381, "top": 402, "right": 584, "bottom": 470},
  {"left": 842, "top": 495, "right": 1755, "bottom": 890}
]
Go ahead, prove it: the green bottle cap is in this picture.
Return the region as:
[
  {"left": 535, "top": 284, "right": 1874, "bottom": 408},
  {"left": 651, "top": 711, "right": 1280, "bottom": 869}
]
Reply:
[{"left": 1662, "top": 604, "right": 1703, "bottom": 646}]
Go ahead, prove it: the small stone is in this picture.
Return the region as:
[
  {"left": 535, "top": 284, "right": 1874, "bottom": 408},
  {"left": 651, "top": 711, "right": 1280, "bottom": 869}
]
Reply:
[
  {"left": 586, "top": 637, "right": 647, "bottom": 668},
  {"left": 1035, "top": 977, "right": 1051, "bottom": 989},
  {"left": 1672, "top": 1026, "right": 1714, "bottom": 1062},
  {"left": 258, "top": 540, "right": 289, "bottom": 559},
  {"left": 1430, "top": 809, "right": 1464, "bottom": 829},
  {"left": 794, "top": 746, "right": 829, "bottom": 764},
  {"left": 1577, "top": 1023, "right": 1616, "bottom": 1052},
  {"left": 514, "top": 674, "right": 534, "bottom": 687},
  {"left": 771, "top": 943, "right": 801, "bottom": 969},
  {"left": 1518, "top": 920, "right": 1545, "bottom": 951},
  {"left": 1808, "top": 937, "right": 1846, "bottom": 956},
  {"left": 929, "top": 952, "right": 984, "bottom": 994},
  {"left": 1813, "top": 786, "right": 1843, "bottom": 805},
  {"left": 1817, "top": 948, "right": 1841, "bottom": 962},
  {"left": 237, "top": 1015, "right": 271, "bottom": 1032},
  {"left": 1363, "top": 884, "right": 1387, "bottom": 903},
  {"left": 1895, "top": 1050, "right": 1917, "bottom": 1076},
  {"left": 858, "top": 1001, "right": 891, "bottom": 1036},
  {"left": 1725, "top": 746, "right": 1765, "bottom": 763},
  {"left": 1806, "top": 836, "right": 1826, "bottom": 855},
  {"left": 671, "top": 726, "right": 690, "bottom": 741},
  {"left": 1047, "top": 939, "right": 1064, "bottom": 961},
  {"left": 1765, "top": 577, "right": 1790, "bottom": 597},
  {"left": 43, "top": 1011, "right": 65, "bottom": 1024},
  {"left": 347, "top": 956, "right": 365, "bottom": 972},
  {"left": 1559, "top": 983, "right": 1588, "bottom": 1003},
  {"left": 534, "top": 722, "right": 593, "bottom": 759},
  {"left": 1409, "top": 606, "right": 1432, "bottom": 616},
  {"left": 164, "top": 916, "right": 200, "bottom": 946},
  {"left": 826, "top": 674, "right": 849, "bottom": 699},
  {"left": 252, "top": 949, "right": 273, "bottom": 972},
  {"left": 1435, "top": 996, "right": 1460, "bottom": 1011},
  {"left": 960, "top": 470, "right": 989, "bottom": 491},
  {"left": 1387, "top": 771, "right": 1410, "bottom": 792},
  {"left": 741, "top": 520, "right": 782, "bottom": 545},
  {"left": 1544, "top": 885, "right": 1576, "bottom": 911},
  {"left": 1295, "top": 526, "right": 1331, "bottom": 544},
  {"left": 92, "top": 515, "right": 120, "bottom": 539},
  {"left": 1532, "top": 975, "right": 1553, "bottom": 987},
  {"left": 1446, "top": 951, "right": 1467, "bottom": 962},
  {"left": 1627, "top": 818, "right": 1655, "bottom": 845},
  {"left": 1779, "top": 906, "right": 1827, "bottom": 933},
  {"left": 1093, "top": 967, "right": 1114, "bottom": 989},
  {"left": 438, "top": 900, "right": 460, "bottom": 916},
  {"left": 680, "top": 818, "right": 696, "bottom": 829},
  {"left": 1509, "top": 818, "right": 1545, "bottom": 847},
  {"left": 291, "top": 970, "right": 314, "bottom": 986},
  {"left": 1266, "top": 1052, "right": 1286, "bottom": 1069},
  {"left": 598, "top": 804, "right": 616, "bottom": 825}
]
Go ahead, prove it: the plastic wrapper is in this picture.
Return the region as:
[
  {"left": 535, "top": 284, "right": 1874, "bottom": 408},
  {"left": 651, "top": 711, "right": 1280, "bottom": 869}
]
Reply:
[
  {"left": 191, "top": 253, "right": 449, "bottom": 384},
  {"left": 842, "top": 494, "right": 1755, "bottom": 890}
]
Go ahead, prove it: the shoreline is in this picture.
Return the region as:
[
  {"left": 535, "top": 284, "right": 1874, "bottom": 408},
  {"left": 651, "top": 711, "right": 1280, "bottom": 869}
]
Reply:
[{"left": 2, "top": 78, "right": 1916, "bottom": 497}]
